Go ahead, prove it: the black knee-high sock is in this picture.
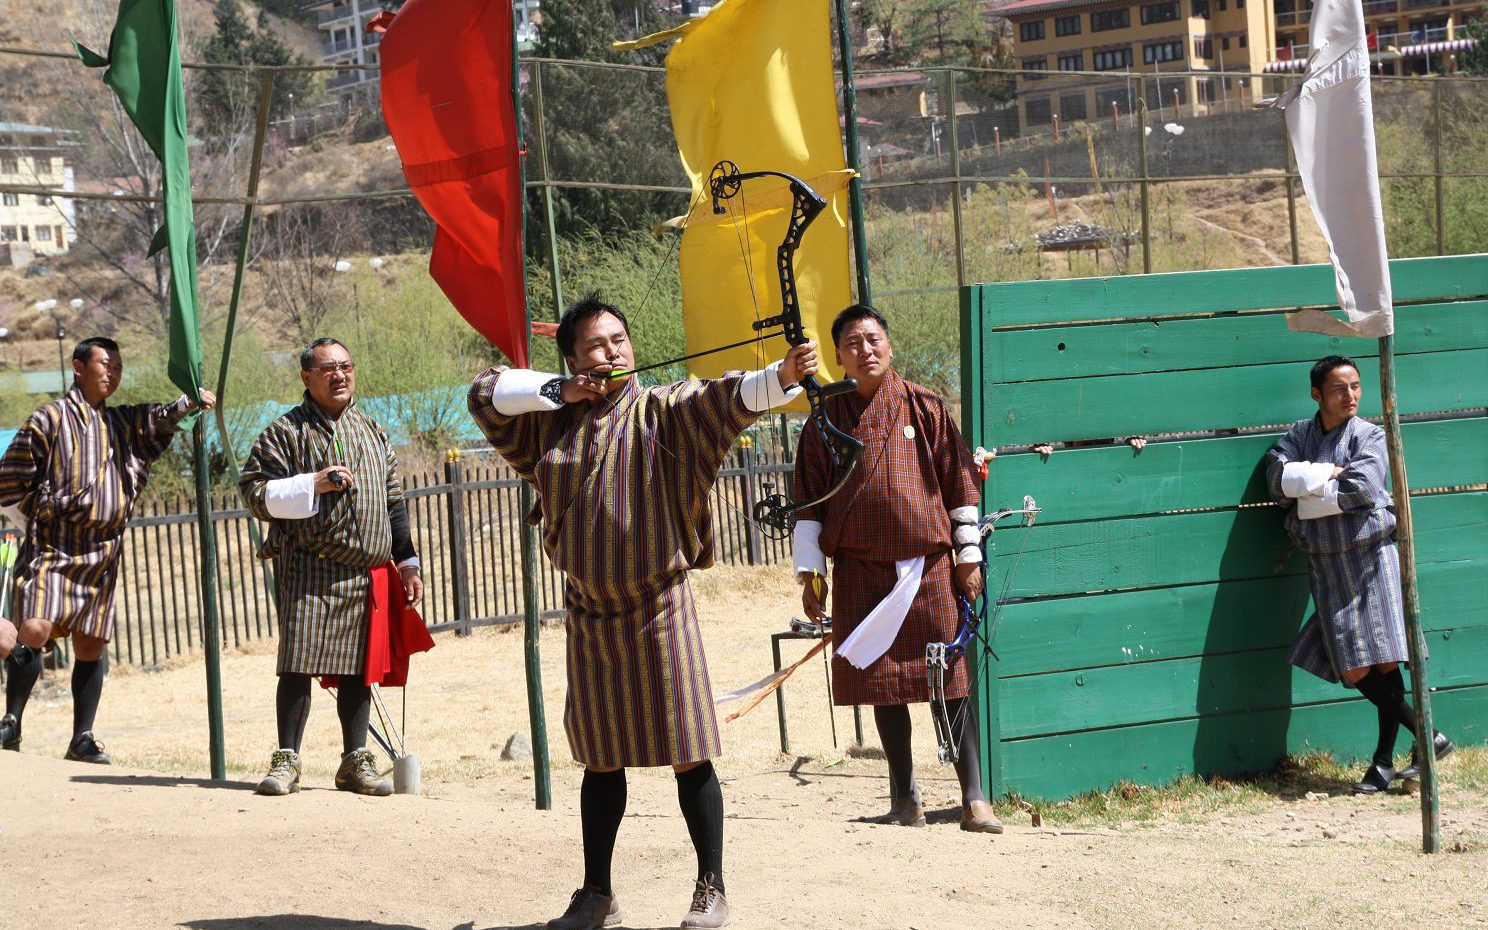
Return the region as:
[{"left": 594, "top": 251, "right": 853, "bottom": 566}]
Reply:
[
  {"left": 1356, "top": 668, "right": 1418, "bottom": 738},
  {"left": 581, "top": 768, "right": 627, "bottom": 896},
  {"left": 873, "top": 704, "right": 917, "bottom": 801},
  {"left": 71, "top": 654, "right": 107, "bottom": 738},
  {"left": 335, "top": 677, "right": 372, "bottom": 755},
  {"left": 1369, "top": 701, "right": 1397, "bottom": 767},
  {"left": 945, "top": 697, "right": 985, "bottom": 805},
  {"left": 275, "top": 674, "right": 313, "bottom": 752},
  {"left": 676, "top": 762, "right": 725, "bottom": 892},
  {"left": 5, "top": 646, "right": 43, "bottom": 723}
]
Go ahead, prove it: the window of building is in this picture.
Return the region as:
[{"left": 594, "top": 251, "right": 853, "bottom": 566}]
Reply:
[
  {"left": 0, "top": 226, "right": 16, "bottom": 242},
  {"left": 1061, "top": 93, "right": 1089, "bottom": 121},
  {"left": 1020, "top": 20, "right": 1046, "bottom": 41},
  {"left": 1194, "top": 37, "right": 1213, "bottom": 57},
  {"left": 1144, "top": 40, "right": 1185, "bottom": 63},
  {"left": 1222, "top": 35, "right": 1231, "bottom": 49},
  {"left": 1026, "top": 97, "right": 1053, "bottom": 125},
  {"left": 1023, "top": 58, "right": 1049, "bottom": 79},
  {"left": 1, "top": 193, "right": 18, "bottom": 206},
  {"left": 34, "top": 225, "right": 51, "bottom": 242},
  {"left": 1059, "top": 51, "right": 1085, "bottom": 70},
  {"left": 1094, "top": 47, "right": 1135, "bottom": 69},
  {"left": 1192, "top": 0, "right": 1211, "bottom": 17},
  {"left": 1056, "top": 14, "right": 1082, "bottom": 35},
  {"left": 1240, "top": 33, "right": 1247, "bottom": 45},
  {"left": 1097, "top": 88, "right": 1136, "bottom": 114},
  {"left": 0, "top": 157, "right": 17, "bottom": 174},
  {"left": 1217, "top": 0, "right": 1227, "bottom": 9},
  {"left": 1141, "top": 2, "right": 1180, "bottom": 24},
  {"left": 1091, "top": 8, "right": 1132, "bottom": 31},
  {"left": 1238, "top": 0, "right": 1245, "bottom": 8}
]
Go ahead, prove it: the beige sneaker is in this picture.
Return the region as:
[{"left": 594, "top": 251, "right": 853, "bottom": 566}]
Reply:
[
  {"left": 335, "top": 748, "right": 392, "bottom": 796},
  {"left": 680, "top": 873, "right": 730, "bottom": 929},
  {"left": 255, "top": 749, "right": 301, "bottom": 796}
]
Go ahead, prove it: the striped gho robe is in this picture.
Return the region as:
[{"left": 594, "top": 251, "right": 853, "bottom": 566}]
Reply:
[
  {"left": 240, "top": 396, "right": 412, "bottom": 676},
  {"left": 792, "top": 370, "right": 980, "bottom": 706},
  {"left": 0, "top": 386, "right": 192, "bottom": 639},
  {"left": 468, "top": 366, "right": 791, "bottom": 768},
  {"left": 1265, "top": 414, "right": 1410, "bottom": 684}
]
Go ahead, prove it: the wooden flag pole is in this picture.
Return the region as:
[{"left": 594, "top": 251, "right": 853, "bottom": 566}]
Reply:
[
  {"left": 1377, "top": 333, "right": 1440, "bottom": 853},
  {"left": 513, "top": 12, "right": 552, "bottom": 812},
  {"left": 833, "top": 0, "right": 873, "bottom": 305}
]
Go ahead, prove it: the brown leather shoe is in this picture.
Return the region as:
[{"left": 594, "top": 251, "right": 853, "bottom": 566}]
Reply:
[
  {"left": 863, "top": 796, "right": 926, "bottom": 827},
  {"left": 680, "top": 873, "right": 729, "bottom": 929},
  {"left": 960, "top": 799, "right": 1004, "bottom": 834},
  {"left": 548, "top": 886, "right": 621, "bottom": 930}
]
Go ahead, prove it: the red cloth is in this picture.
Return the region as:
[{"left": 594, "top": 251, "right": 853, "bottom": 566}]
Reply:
[
  {"left": 378, "top": 0, "right": 529, "bottom": 367},
  {"left": 322, "top": 563, "right": 435, "bottom": 689}
]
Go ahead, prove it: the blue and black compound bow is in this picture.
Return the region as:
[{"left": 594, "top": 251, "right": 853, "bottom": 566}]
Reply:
[{"left": 928, "top": 495, "right": 1041, "bottom": 764}]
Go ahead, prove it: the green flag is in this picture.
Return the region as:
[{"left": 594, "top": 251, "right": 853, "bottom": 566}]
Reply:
[{"left": 75, "top": 0, "right": 203, "bottom": 400}]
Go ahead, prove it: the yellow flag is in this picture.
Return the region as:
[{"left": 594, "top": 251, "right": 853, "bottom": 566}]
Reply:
[{"left": 618, "top": 0, "right": 855, "bottom": 387}]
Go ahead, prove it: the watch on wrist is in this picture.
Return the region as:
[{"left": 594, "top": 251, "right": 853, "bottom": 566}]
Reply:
[{"left": 539, "top": 377, "right": 565, "bottom": 406}]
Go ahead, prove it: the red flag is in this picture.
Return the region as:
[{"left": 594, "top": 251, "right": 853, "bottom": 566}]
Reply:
[{"left": 378, "top": 0, "right": 529, "bottom": 366}]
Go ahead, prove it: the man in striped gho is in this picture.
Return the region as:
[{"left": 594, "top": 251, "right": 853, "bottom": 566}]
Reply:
[
  {"left": 0, "top": 336, "right": 214, "bottom": 762},
  {"left": 792, "top": 304, "right": 1002, "bottom": 834},
  {"left": 1265, "top": 355, "right": 1454, "bottom": 795},
  {"left": 469, "top": 294, "right": 819, "bottom": 930},
  {"left": 240, "top": 337, "right": 425, "bottom": 797}
]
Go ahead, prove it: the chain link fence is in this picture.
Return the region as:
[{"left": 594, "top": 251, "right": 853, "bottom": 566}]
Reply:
[{"left": 1, "top": 45, "right": 1486, "bottom": 668}]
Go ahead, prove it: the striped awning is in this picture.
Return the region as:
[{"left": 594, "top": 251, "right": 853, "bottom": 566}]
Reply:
[
  {"left": 1394, "top": 37, "right": 1477, "bottom": 57},
  {"left": 1262, "top": 59, "right": 1308, "bottom": 73}
]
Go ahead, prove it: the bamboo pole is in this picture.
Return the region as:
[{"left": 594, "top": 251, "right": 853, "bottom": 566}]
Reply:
[
  {"left": 945, "top": 70, "right": 966, "bottom": 287},
  {"left": 532, "top": 61, "right": 567, "bottom": 326},
  {"left": 193, "top": 391, "right": 226, "bottom": 780},
  {"left": 1433, "top": 81, "right": 1445, "bottom": 256},
  {"left": 1377, "top": 334, "right": 1440, "bottom": 854},
  {"left": 214, "top": 71, "right": 277, "bottom": 607},
  {"left": 1137, "top": 77, "right": 1152, "bottom": 274},
  {"left": 834, "top": 0, "right": 874, "bottom": 305},
  {"left": 515, "top": 42, "right": 552, "bottom": 811}
]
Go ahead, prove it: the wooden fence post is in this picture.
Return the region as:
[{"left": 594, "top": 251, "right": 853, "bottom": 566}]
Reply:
[{"left": 444, "top": 450, "right": 473, "bottom": 636}]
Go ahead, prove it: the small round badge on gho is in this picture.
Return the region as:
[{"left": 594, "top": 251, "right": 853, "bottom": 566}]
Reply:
[{"left": 904, "top": 425, "right": 916, "bottom": 440}]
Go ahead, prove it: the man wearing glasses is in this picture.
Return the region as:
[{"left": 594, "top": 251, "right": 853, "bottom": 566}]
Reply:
[{"left": 240, "top": 337, "right": 425, "bottom": 796}]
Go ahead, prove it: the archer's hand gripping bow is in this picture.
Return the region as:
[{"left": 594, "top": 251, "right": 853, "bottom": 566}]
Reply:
[
  {"left": 927, "top": 495, "right": 1041, "bottom": 764},
  {"left": 707, "top": 161, "right": 864, "bottom": 540}
]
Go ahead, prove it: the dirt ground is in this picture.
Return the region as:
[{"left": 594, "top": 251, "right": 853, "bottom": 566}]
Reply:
[{"left": 5, "top": 564, "right": 1487, "bottom": 930}]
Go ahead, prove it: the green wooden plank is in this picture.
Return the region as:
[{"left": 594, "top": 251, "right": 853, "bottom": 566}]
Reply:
[
  {"left": 996, "top": 556, "right": 1484, "bottom": 677},
  {"left": 988, "top": 300, "right": 1488, "bottom": 384},
  {"left": 961, "top": 284, "right": 1004, "bottom": 797},
  {"left": 986, "top": 348, "right": 1488, "bottom": 446},
  {"left": 999, "top": 625, "right": 1488, "bottom": 739},
  {"left": 967, "top": 253, "right": 1488, "bottom": 328},
  {"left": 997, "top": 683, "right": 1488, "bottom": 800},
  {"left": 990, "top": 417, "right": 1488, "bottom": 526},
  {"left": 991, "top": 491, "right": 1486, "bottom": 599}
]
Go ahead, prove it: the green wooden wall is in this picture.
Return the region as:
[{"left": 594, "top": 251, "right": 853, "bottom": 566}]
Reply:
[{"left": 959, "top": 254, "right": 1488, "bottom": 801}]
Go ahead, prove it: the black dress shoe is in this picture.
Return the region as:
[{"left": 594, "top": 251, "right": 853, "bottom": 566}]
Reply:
[
  {"left": 0, "top": 713, "right": 19, "bottom": 751},
  {"left": 64, "top": 731, "right": 112, "bottom": 764},
  {"left": 1353, "top": 762, "right": 1395, "bottom": 795},
  {"left": 1398, "top": 732, "right": 1456, "bottom": 780}
]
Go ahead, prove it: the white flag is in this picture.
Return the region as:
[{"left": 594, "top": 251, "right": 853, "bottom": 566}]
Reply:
[{"left": 1264, "top": 0, "right": 1393, "bottom": 337}]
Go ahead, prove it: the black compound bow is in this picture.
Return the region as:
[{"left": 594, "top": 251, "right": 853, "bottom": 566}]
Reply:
[{"left": 707, "top": 160, "right": 864, "bottom": 540}]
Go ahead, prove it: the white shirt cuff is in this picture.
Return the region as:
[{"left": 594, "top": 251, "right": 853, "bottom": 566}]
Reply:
[
  {"left": 264, "top": 473, "right": 320, "bottom": 520},
  {"left": 1298, "top": 480, "right": 1343, "bottom": 519},
  {"left": 792, "top": 519, "right": 828, "bottom": 578},
  {"left": 1281, "top": 461, "right": 1335, "bottom": 498},
  {"left": 952, "top": 523, "right": 980, "bottom": 547},
  {"left": 957, "top": 545, "right": 983, "bottom": 565},
  {"left": 396, "top": 557, "right": 421, "bottom": 570},
  {"left": 740, "top": 360, "right": 805, "bottom": 413},
  {"left": 488, "top": 368, "right": 566, "bottom": 416},
  {"left": 948, "top": 505, "right": 979, "bottom": 524}
]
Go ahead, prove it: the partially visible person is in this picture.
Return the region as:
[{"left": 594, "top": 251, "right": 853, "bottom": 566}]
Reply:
[
  {"left": 794, "top": 304, "right": 1002, "bottom": 834},
  {"left": 1265, "top": 355, "right": 1453, "bottom": 794},
  {"left": 0, "top": 336, "right": 213, "bottom": 759},
  {"left": 240, "top": 337, "right": 426, "bottom": 798}
]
